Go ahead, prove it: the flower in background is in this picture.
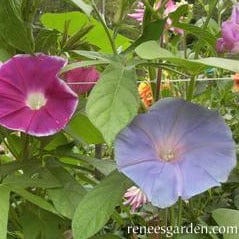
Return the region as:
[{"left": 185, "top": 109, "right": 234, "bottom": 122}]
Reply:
[
  {"left": 62, "top": 66, "right": 100, "bottom": 95},
  {"left": 161, "top": 70, "right": 172, "bottom": 91},
  {"left": 138, "top": 81, "right": 154, "bottom": 108},
  {"left": 216, "top": 4, "right": 239, "bottom": 54},
  {"left": 124, "top": 186, "right": 148, "bottom": 212},
  {"left": 128, "top": 1, "right": 145, "bottom": 23},
  {"left": 128, "top": 0, "right": 186, "bottom": 34},
  {"left": 115, "top": 98, "right": 236, "bottom": 208},
  {"left": 232, "top": 73, "right": 239, "bottom": 92},
  {"left": 0, "top": 54, "right": 78, "bottom": 136}
]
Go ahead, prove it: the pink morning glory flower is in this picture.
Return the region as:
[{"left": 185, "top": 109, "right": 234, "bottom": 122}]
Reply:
[
  {"left": 115, "top": 98, "right": 236, "bottom": 208},
  {"left": 0, "top": 54, "right": 78, "bottom": 136},
  {"left": 124, "top": 186, "right": 148, "bottom": 212},
  {"left": 62, "top": 66, "right": 100, "bottom": 95},
  {"left": 216, "top": 4, "right": 239, "bottom": 54}
]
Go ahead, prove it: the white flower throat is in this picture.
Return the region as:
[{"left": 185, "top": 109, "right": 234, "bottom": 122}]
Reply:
[{"left": 26, "top": 92, "right": 47, "bottom": 110}]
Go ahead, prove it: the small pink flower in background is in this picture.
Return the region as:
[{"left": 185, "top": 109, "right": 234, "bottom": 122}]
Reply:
[
  {"left": 162, "top": 0, "right": 177, "bottom": 15},
  {"left": 62, "top": 67, "right": 100, "bottom": 95},
  {"left": 124, "top": 186, "right": 148, "bottom": 212},
  {"left": 216, "top": 4, "right": 239, "bottom": 54},
  {"left": 0, "top": 54, "right": 78, "bottom": 136},
  {"left": 128, "top": 1, "right": 145, "bottom": 23},
  {"left": 128, "top": 0, "right": 184, "bottom": 34}
]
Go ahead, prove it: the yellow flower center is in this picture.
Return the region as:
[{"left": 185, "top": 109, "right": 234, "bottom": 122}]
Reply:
[
  {"left": 160, "top": 149, "right": 176, "bottom": 162},
  {"left": 26, "top": 92, "right": 47, "bottom": 110}
]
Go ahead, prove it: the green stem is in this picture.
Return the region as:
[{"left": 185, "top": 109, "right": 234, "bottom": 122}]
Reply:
[
  {"left": 186, "top": 0, "right": 218, "bottom": 100},
  {"left": 155, "top": 37, "right": 164, "bottom": 101},
  {"left": 155, "top": 68, "right": 162, "bottom": 101},
  {"left": 139, "top": 62, "right": 189, "bottom": 77},
  {"left": 183, "top": 33, "right": 187, "bottom": 59},
  {"left": 186, "top": 76, "right": 196, "bottom": 101},
  {"left": 92, "top": 1, "right": 117, "bottom": 55},
  {"left": 142, "top": 0, "right": 158, "bottom": 18},
  {"left": 164, "top": 208, "right": 168, "bottom": 228},
  {"left": 204, "top": 0, "right": 218, "bottom": 29},
  {"left": 21, "top": 133, "right": 30, "bottom": 161},
  {"left": 94, "top": 144, "right": 103, "bottom": 180},
  {"left": 177, "top": 197, "right": 183, "bottom": 227},
  {"left": 170, "top": 206, "right": 175, "bottom": 227}
]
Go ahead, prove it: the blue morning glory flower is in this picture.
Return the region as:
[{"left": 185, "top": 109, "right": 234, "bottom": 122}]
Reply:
[{"left": 115, "top": 98, "right": 236, "bottom": 208}]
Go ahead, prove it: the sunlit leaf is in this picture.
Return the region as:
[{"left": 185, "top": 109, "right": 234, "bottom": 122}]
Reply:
[
  {"left": 136, "top": 41, "right": 239, "bottom": 74},
  {"left": 41, "top": 12, "right": 130, "bottom": 53},
  {"left": 86, "top": 62, "right": 140, "bottom": 144}
]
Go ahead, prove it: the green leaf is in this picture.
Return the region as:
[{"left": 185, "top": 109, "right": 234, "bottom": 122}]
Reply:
[
  {"left": 195, "top": 57, "right": 239, "bottom": 73},
  {"left": 0, "top": 185, "right": 10, "bottom": 239},
  {"left": 63, "top": 24, "right": 94, "bottom": 50},
  {"left": 0, "top": 159, "right": 42, "bottom": 178},
  {"left": 135, "top": 19, "right": 165, "bottom": 45},
  {"left": 212, "top": 208, "right": 239, "bottom": 239},
  {"left": 125, "top": 19, "right": 165, "bottom": 53},
  {"left": 91, "top": 235, "right": 121, "bottom": 239},
  {"left": 59, "top": 155, "right": 116, "bottom": 176},
  {"left": 86, "top": 63, "right": 140, "bottom": 144},
  {"left": 195, "top": 18, "right": 220, "bottom": 35},
  {"left": 136, "top": 41, "right": 239, "bottom": 74},
  {"left": 44, "top": 133, "right": 68, "bottom": 151},
  {"left": 0, "top": 48, "right": 12, "bottom": 61},
  {"left": 169, "top": 4, "right": 189, "bottom": 23},
  {"left": 13, "top": 188, "right": 59, "bottom": 215},
  {"left": 2, "top": 167, "right": 61, "bottom": 189},
  {"left": 86, "top": 158, "right": 116, "bottom": 176},
  {"left": 47, "top": 166, "right": 86, "bottom": 219},
  {"left": 72, "top": 171, "right": 132, "bottom": 239},
  {"left": 66, "top": 113, "right": 105, "bottom": 144},
  {"left": 21, "top": 206, "right": 62, "bottom": 239},
  {"left": 173, "top": 22, "right": 217, "bottom": 47},
  {"left": 135, "top": 41, "right": 207, "bottom": 75},
  {"left": 60, "top": 60, "right": 109, "bottom": 73},
  {"left": 7, "top": 134, "right": 24, "bottom": 157},
  {"left": 0, "top": 0, "right": 34, "bottom": 52},
  {"left": 35, "top": 29, "right": 59, "bottom": 54},
  {"left": 41, "top": 12, "right": 130, "bottom": 53},
  {"left": 73, "top": 50, "right": 113, "bottom": 61},
  {"left": 68, "top": 0, "right": 92, "bottom": 16}
]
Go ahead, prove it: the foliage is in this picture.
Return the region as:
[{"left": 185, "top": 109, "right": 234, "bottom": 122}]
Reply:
[{"left": 0, "top": 0, "right": 238, "bottom": 239}]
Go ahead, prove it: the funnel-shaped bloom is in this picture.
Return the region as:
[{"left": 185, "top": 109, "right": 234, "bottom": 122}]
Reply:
[
  {"left": 0, "top": 54, "right": 78, "bottom": 136},
  {"left": 216, "top": 4, "right": 239, "bottom": 54},
  {"left": 115, "top": 98, "right": 236, "bottom": 208},
  {"left": 62, "top": 66, "right": 100, "bottom": 95}
]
